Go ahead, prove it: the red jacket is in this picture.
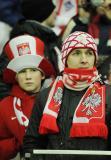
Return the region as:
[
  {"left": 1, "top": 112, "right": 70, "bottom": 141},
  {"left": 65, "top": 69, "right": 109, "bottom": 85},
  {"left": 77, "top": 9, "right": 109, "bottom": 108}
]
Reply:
[{"left": 0, "top": 85, "right": 35, "bottom": 160}]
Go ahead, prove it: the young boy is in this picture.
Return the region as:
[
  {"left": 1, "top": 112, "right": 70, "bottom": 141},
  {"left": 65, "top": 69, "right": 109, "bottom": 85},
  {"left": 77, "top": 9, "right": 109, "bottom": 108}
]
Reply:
[{"left": 0, "top": 34, "right": 55, "bottom": 160}]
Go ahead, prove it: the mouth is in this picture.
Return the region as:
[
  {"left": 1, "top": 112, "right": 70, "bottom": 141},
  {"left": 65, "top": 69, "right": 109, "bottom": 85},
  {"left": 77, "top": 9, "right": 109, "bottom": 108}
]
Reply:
[{"left": 25, "top": 82, "right": 33, "bottom": 86}]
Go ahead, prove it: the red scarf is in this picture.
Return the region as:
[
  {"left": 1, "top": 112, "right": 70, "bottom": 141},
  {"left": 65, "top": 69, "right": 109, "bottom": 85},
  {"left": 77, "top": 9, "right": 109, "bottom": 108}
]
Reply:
[
  {"left": 39, "top": 67, "right": 108, "bottom": 139},
  {"left": 13, "top": 97, "right": 29, "bottom": 127},
  {"left": 63, "top": 67, "right": 99, "bottom": 91}
]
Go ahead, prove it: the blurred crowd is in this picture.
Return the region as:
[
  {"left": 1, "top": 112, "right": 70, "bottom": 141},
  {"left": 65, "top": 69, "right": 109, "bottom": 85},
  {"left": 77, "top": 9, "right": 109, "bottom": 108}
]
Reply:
[
  {"left": 0, "top": 0, "right": 111, "bottom": 159},
  {"left": 1, "top": 0, "right": 111, "bottom": 85}
]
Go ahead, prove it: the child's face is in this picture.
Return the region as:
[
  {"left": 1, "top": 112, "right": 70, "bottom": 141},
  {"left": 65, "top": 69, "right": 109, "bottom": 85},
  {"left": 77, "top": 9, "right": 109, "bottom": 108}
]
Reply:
[
  {"left": 16, "top": 68, "right": 45, "bottom": 93},
  {"left": 67, "top": 48, "right": 95, "bottom": 69}
]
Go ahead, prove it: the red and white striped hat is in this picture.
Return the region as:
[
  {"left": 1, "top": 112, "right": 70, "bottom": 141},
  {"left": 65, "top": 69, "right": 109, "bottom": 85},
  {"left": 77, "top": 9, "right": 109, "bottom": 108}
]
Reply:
[
  {"left": 3, "top": 35, "right": 55, "bottom": 83},
  {"left": 61, "top": 31, "right": 98, "bottom": 67}
]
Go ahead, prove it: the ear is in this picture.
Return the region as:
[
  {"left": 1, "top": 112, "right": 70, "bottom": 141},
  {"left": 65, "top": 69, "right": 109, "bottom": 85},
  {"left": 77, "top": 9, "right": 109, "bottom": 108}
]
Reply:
[{"left": 41, "top": 74, "right": 45, "bottom": 80}]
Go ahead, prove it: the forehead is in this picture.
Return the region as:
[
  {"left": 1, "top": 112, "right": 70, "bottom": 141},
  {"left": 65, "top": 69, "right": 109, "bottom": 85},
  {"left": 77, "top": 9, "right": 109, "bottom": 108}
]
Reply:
[
  {"left": 21, "top": 67, "right": 37, "bottom": 70},
  {"left": 70, "top": 48, "right": 94, "bottom": 53},
  {"left": 18, "top": 68, "right": 37, "bottom": 72}
]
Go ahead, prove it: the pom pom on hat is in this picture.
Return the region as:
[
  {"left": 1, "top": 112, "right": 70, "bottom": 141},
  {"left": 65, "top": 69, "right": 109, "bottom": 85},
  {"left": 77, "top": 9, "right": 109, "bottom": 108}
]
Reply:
[
  {"left": 61, "top": 31, "right": 98, "bottom": 68},
  {"left": 3, "top": 35, "right": 55, "bottom": 83}
]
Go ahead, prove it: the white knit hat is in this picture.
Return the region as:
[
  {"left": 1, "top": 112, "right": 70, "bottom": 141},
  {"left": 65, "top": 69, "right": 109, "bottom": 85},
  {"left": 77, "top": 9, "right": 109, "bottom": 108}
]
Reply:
[{"left": 61, "top": 31, "right": 98, "bottom": 67}]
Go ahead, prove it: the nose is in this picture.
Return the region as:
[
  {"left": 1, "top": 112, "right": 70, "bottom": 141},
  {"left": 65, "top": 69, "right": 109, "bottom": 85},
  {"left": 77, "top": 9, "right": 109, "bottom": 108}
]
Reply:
[
  {"left": 25, "top": 70, "right": 32, "bottom": 79},
  {"left": 81, "top": 53, "right": 87, "bottom": 63}
]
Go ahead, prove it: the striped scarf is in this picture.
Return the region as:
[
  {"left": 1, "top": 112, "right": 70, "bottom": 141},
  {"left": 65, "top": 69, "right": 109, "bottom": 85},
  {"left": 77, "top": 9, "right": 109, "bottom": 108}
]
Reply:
[{"left": 39, "top": 67, "right": 108, "bottom": 139}]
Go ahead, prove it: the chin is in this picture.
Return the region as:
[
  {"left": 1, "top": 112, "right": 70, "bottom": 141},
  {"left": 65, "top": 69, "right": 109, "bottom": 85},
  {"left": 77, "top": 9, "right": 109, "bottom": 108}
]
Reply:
[
  {"left": 79, "top": 67, "right": 89, "bottom": 69},
  {"left": 24, "top": 87, "right": 33, "bottom": 92}
]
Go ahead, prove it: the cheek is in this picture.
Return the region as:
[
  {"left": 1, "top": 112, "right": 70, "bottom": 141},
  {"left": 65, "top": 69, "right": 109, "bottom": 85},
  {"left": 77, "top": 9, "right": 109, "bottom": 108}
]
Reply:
[
  {"left": 16, "top": 75, "right": 25, "bottom": 86},
  {"left": 90, "top": 57, "right": 95, "bottom": 66},
  {"left": 17, "top": 76, "right": 24, "bottom": 82},
  {"left": 67, "top": 56, "right": 76, "bottom": 65},
  {"left": 92, "top": 57, "right": 95, "bottom": 64},
  {"left": 34, "top": 74, "right": 43, "bottom": 81}
]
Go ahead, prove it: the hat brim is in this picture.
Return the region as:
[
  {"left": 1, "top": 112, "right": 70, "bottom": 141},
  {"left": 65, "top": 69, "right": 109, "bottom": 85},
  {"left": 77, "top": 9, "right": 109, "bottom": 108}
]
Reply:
[
  {"left": 3, "top": 55, "right": 55, "bottom": 83},
  {"left": 7, "top": 54, "right": 42, "bottom": 72}
]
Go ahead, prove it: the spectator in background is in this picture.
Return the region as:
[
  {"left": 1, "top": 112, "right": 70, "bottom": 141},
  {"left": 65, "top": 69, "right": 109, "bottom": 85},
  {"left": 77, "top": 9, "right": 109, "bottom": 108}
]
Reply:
[
  {"left": 23, "top": 31, "right": 111, "bottom": 160},
  {"left": 21, "top": 0, "right": 56, "bottom": 27},
  {"left": 0, "top": 0, "right": 24, "bottom": 101},
  {"left": 0, "top": 34, "right": 55, "bottom": 160},
  {"left": 0, "top": 0, "right": 24, "bottom": 27},
  {"left": 61, "top": 0, "right": 98, "bottom": 41},
  {"left": 0, "top": 0, "right": 60, "bottom": 101},
  {"left": 88, "top": 0, "right": 111, "bottom": 66},
  {"left": 52, "top": 0, "right": 78, "bottom": 40},
  {"left": 0, "top": 22, "right": 12, "bottom": 55},
  {"left": 19, "top": 0, "right": 62, "bottom": 74},
  {"left": 0, "top": 0, "right": 24, "bottom": 55},
  {"left": 88, "top": 0, "right": 111, "bottom": 82}
]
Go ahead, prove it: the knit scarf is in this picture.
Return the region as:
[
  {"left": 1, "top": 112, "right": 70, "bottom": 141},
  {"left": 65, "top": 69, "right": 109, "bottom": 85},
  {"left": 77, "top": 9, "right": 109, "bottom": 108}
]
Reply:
[
  {"left": 62, "top": 67, "right": 100, "bottom": 91},
  {"left": 13, "top": 97, "right": 29, "bottom": 127},
  {"left": 39, "top": 67, "right": 108, "bottom": 139}
]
